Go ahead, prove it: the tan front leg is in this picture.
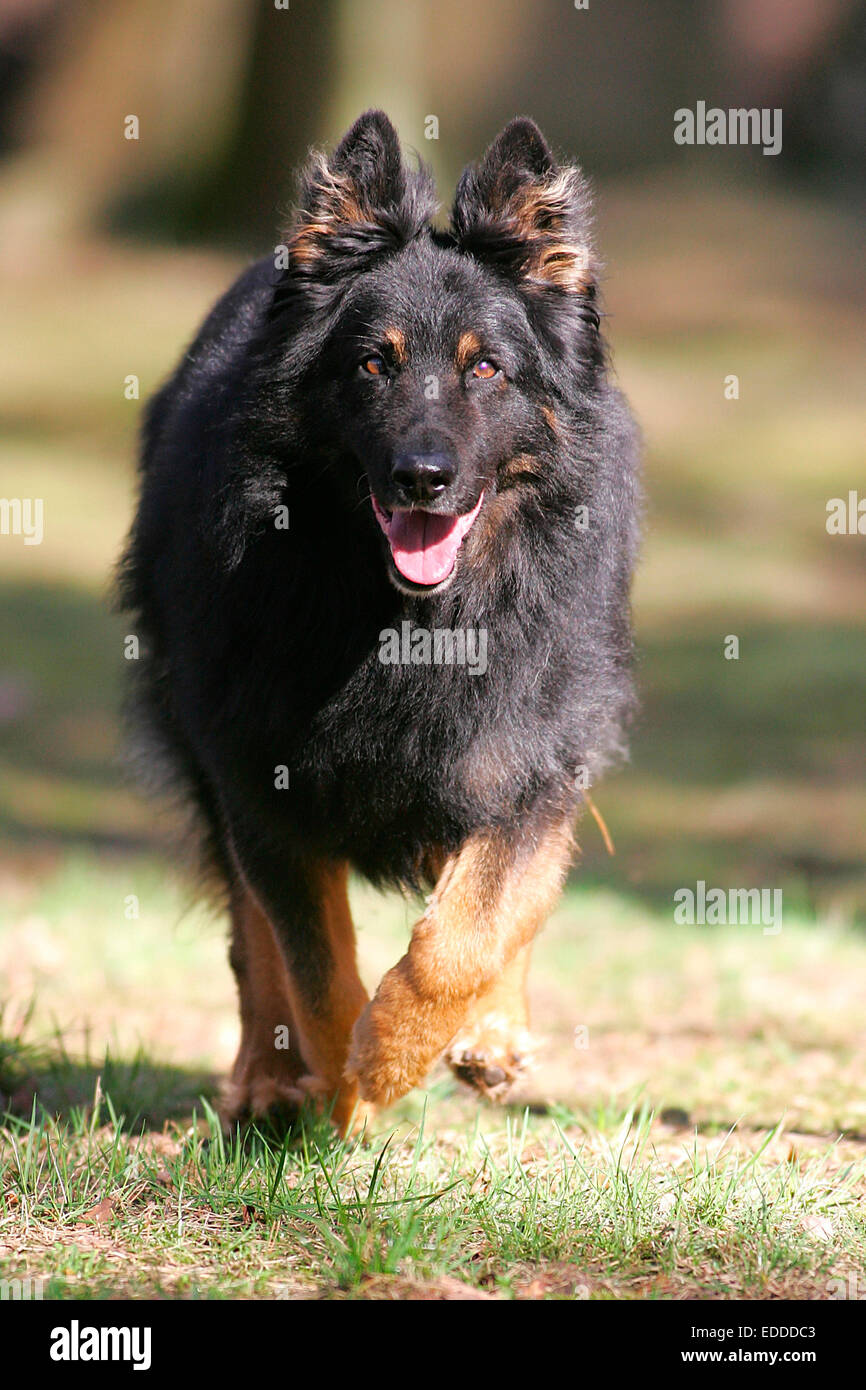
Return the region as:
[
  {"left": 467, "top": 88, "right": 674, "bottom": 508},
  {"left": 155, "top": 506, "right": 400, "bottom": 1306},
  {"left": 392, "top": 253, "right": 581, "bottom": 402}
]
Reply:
[
  {"left": 223, "top": 882, "right": 306, "bottom": 1124},
  {"left": 223, "top": 852, "right": 372, "bottom": 1136},
  {"left": 280, "top": 862, "right": 373, "bottom": 1133},
  {"left": 346, "top": 816, "right": 574, "bottom": 1106}
]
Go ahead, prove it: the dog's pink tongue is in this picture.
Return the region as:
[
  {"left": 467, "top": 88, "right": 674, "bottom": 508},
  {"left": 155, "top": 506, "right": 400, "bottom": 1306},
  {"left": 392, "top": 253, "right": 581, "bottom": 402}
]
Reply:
[
  {"left": 387, "top": 498, "right": 482, "bottom": 585},
  {"left": 388, "top": 511, "right": 464, "bottom": 585}
]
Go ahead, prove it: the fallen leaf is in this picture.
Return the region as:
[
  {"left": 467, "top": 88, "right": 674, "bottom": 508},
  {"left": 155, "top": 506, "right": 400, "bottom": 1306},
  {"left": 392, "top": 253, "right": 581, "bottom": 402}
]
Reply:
[
  {"left": 80, "top": 1197, "right": 114, "bottom": 1226},
  {"left": 802, "top": 1214, "right": 835, "bottom": 1243}
]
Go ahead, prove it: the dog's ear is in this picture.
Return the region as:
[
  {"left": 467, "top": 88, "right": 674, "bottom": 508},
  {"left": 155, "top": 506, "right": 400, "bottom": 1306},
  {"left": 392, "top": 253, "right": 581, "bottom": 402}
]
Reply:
[
  {"left": 281, "top": 110, "right": 436, "bottom": 284},
  {"left": 329, "top": 108, "right": 406, "bottom": 213},
  {"left": 451, "top": 117, "right": 595, "bottom": 299}
]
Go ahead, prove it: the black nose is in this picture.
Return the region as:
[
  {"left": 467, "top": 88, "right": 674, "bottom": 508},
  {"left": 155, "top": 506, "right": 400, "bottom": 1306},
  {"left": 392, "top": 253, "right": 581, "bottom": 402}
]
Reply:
[{"left": 390, "top": 452, "right": 456, "bottom": 503}]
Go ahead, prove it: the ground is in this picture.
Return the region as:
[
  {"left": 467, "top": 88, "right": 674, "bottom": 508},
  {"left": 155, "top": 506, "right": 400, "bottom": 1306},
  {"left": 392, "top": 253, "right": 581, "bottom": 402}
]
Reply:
[{"left": 0, "top": 177, "right": 864, "bottom": 1299}]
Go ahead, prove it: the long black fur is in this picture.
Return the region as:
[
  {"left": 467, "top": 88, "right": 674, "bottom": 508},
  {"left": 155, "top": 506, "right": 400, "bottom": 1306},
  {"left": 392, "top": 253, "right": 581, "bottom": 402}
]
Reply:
[{"left": 118, "top": 111, "right": 639, "bottom": 903}]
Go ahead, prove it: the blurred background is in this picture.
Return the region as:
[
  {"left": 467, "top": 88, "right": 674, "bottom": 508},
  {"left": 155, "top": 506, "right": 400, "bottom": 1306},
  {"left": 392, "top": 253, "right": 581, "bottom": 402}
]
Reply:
[{"left": 0, "top": 0, "right": 864, "bottom": 1124}]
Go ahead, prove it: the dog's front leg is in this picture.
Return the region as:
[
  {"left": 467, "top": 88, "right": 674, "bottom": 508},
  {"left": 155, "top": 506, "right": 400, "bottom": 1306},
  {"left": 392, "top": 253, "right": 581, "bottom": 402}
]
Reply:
[
  {"left": 346, "top": 813, "right": 575, "bottom": 1107},
  {"left": 222, "top": 820, "right": 371, "bottom": 1135}
]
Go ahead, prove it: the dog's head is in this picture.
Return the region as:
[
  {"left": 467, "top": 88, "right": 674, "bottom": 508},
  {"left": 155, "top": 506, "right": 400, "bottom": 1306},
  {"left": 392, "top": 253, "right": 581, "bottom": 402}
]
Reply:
[{"left": 271, "top": 110, "right": 600, "bottom": 597}]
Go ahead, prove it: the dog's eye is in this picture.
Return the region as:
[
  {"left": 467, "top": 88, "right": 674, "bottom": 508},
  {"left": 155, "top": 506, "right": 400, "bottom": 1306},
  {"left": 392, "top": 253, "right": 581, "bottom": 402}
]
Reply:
[
  {"left": 472, "top": 360, "right": 498, "bottom": 379},
  {"left": 360, "top": 354, "right": 387, "bottom": 377}
]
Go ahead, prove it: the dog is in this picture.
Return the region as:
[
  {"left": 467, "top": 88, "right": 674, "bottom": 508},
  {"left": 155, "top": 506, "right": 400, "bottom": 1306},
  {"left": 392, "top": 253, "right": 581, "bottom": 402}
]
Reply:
[{"left": 118, "top": 111, "right": 639, "bottom": 1133}]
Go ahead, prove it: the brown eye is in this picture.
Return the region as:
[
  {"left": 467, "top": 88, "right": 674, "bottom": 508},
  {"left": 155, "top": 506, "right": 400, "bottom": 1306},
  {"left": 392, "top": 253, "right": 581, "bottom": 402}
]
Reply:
[
  {"left": 361, "top": 354, "right": 386, "bottom": 376},
  {"left": 472, "top": 360, "right": 498, "bottom": 379}
]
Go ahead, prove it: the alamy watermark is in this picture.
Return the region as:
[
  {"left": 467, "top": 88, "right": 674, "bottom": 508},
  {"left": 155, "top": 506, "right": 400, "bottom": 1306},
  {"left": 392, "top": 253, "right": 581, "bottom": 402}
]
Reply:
[
  {"left": 378, "top": 621, "right": 488, "bottom": 676},
  {"left": 674, "top": 880, "right": 782, "bottom": 935},
  {"left": 50, "top": 1321, "right": 151, "bottom": 1370},
  {"left": 827, "top": 1274, "right": 866, "bottom": 1300},
  {"left": 674, "top": 102, "right": 782, "bottom": 157},
  {"left": 0, "top": 497, "right": 43, "bottom": 545},
  {"left": 0, "top": 1275, "right": 44, "bottom": 1300},
  {"left": 826, "top": 490, "right": 865, "bottom": 535}
]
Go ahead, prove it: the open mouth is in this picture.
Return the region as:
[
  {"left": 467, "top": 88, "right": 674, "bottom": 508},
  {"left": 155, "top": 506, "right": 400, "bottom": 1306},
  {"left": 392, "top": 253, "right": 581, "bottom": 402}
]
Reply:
[{"left": 371, "top": 493, "right": 484, "bottom": 589}]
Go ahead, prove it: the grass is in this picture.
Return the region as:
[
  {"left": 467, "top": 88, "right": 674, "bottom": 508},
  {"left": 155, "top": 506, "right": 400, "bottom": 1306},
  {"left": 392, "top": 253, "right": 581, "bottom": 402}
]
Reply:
[
  {"left": 1, "top": 178, "right": 864, "bottom": 1299},
  {"left": 3, "top": 1098, "right": 864, "bottom": 1300},
  {"left": 2, "top": 857, "right": 866, "bottom": 1299}
]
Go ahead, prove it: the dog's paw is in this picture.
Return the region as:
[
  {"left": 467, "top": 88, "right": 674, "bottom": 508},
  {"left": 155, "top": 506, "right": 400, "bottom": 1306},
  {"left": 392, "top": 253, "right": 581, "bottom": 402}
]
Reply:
[
  {"left": 446, "top": 1014, "right": 538, "bottom": 1101},
  {"left": 220, "top": 1072, "right": 305, "bottom": 1132},
  {"left": 222, "top": 1069, "right": 372, "bottom": 1137},
  {"left": 346, "top": 984, "right": 459, "bottom": 1107},
  {"left": 296, "top": 1073, "right": 376, "bottom": 1137},
  {"left": 345, "top": 1000, "right": 419, "bottom": 1107}
]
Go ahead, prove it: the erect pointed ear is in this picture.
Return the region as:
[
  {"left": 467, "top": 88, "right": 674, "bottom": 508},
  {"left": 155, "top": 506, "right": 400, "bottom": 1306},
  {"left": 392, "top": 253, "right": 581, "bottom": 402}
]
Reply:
[
  {"left": 451, "top": 117, "right": 595, "bottom": 297},
  {"left": 330, "top": 108, "right": 406, "bottom": 211},
  {"left": 283, "top": 109, "right": 436, "bottom": 278}
]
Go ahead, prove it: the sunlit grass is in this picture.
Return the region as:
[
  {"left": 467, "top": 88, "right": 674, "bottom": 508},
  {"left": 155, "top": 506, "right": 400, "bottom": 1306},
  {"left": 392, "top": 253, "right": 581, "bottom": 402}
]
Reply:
[{"left": 2, "top": 1082, "right": 864, "bottom": 1299}]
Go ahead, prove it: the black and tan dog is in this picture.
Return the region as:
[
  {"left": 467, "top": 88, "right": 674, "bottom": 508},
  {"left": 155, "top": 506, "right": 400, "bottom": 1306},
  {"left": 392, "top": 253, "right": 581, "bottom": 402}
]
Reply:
[{"left": 118, "top": 111, "right": 639, "bottom": 1132}]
